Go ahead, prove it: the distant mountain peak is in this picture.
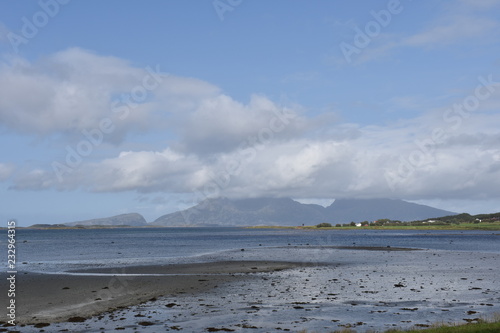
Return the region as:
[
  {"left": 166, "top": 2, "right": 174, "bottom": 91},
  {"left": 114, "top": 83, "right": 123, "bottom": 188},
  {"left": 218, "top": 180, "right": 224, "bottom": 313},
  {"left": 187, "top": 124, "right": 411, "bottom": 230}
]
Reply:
[{"left": 152, "top": 197, "right": 456, "bottom": 227}]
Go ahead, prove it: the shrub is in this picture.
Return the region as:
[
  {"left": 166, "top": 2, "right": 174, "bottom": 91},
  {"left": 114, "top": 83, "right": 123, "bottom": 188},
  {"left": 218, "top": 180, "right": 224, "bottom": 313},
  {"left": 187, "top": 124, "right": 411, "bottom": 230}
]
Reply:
[{"left": 316, "top": 223, "right": 332, "bottom": 228}]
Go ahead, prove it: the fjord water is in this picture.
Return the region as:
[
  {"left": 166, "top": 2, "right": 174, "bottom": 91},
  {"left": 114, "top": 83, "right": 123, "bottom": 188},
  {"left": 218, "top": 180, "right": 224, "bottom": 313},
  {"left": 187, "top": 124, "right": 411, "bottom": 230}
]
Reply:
[{"left": 5, "top": 227, "right": 500, "bottom": 272}]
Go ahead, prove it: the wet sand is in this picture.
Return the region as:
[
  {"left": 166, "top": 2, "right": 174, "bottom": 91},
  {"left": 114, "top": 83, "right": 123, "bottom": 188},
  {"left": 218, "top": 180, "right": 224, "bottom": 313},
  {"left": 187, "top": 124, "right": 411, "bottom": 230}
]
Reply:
[
  {"left": 0, "top": 261, "right": 308, "bottom": 326},
  {"left": 1, "top": 246, "right": 499, "bottom": 332}
]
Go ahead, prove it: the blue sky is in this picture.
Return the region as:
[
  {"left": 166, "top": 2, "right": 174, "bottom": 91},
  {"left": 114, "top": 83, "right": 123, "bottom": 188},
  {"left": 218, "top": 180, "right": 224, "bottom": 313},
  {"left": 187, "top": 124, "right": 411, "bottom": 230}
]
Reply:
[{"left": 1, "top": 0, "right": 500, "bottom": 226}]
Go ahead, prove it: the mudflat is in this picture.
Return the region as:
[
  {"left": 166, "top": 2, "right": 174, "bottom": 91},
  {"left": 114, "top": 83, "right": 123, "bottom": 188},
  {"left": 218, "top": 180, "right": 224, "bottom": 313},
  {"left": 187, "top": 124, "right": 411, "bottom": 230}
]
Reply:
[
  {"left": 0, "top": 261, "right": 307, "bottom": 325},
  {"left": 2, "top": 246, "right": 499, "bottom": 332}
]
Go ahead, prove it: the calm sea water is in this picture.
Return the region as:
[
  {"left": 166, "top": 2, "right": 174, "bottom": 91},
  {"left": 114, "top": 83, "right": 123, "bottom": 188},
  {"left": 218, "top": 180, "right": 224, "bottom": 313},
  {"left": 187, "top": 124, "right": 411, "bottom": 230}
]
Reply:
[
  {"left": 2, "top": 227, "right": 499, "bottom": 273},
  {"left": 2, "top": 227, "right": 500, "bottom": 332}
]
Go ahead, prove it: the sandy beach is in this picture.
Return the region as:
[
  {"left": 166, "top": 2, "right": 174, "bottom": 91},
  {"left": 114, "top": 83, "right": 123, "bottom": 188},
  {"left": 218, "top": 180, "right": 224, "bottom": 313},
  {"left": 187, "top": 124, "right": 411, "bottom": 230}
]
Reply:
[
  {"left": 0, "top": 261, "right": 307, "bottom": 326},
  {"left": 1, "top": 246, "right": 499, "bottom": 332},
  {"left": 0, "top": 247, "right": 409, "bottom": 325}
]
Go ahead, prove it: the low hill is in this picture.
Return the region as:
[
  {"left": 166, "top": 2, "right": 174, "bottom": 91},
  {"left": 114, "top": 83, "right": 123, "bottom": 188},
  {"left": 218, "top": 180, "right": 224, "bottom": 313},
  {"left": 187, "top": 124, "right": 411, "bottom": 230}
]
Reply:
[
  {"left": 28, "top": 224, "right": 68, "bottom": 229},
  {"left": 64, "top": 213, "right": 147, "bottom": 227},
  {"left": 432, "top": 212, "right": 500, "bottom": 224},
  {"left": 326, "top": 198, "right": 455, "bottom": 223}
]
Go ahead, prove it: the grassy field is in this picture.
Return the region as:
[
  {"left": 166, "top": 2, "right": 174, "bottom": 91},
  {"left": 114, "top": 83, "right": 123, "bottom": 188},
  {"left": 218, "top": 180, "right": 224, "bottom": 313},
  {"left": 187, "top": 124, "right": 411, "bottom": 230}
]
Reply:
[
  {"left": 249, "top": 222, "right": 500, "bottom": 231},
  {"left": 317, "top": 223, "right": 500, "bottom": 231}
]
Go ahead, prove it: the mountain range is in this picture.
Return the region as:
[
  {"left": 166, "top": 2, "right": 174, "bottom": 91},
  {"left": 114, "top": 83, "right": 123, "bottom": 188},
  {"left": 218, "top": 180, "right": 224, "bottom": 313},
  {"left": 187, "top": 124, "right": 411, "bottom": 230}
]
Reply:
[
  {"left": 56, "top": 198, "right": 456, "bottom": 227},
  {"left": 151, "top": 197, "right": 456, "bottom": 227}
]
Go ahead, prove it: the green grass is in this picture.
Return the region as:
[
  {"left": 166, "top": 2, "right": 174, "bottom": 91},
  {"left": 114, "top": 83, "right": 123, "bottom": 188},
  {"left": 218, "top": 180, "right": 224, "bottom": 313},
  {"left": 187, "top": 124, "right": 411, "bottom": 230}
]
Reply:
[
  {"left": 298, "top": 313, "right": 500, "bottom": 333},
  {"left": 381, "top": 222, "right": 500, "bottom": 231},
  {"left": 299, "top": 322, "right": 500, "bottom": 332},
  {"left": 249, "top": 223, "right": 500, "bottom": 231},
  {"left": 386, "top": 319, "right": 500, "bottom": 333},
  {"left": 352, "top": 223, "right": 500, "bottom": 231}
]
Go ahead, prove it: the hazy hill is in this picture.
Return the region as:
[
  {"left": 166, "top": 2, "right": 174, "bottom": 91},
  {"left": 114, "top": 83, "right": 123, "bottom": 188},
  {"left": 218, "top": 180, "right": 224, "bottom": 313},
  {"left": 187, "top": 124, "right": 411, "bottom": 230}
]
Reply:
[
  {"left": 326, "top": 198, "right": 455, "bottom": 223},
  {"left": 152, "top": 197, "right": 456, "bottom": 227},
  {"left": 151, "top": 197, "right": 327, "bottom": 227},
  {"left": 64, "top": 213, "right": 147, "bottom": 227}
]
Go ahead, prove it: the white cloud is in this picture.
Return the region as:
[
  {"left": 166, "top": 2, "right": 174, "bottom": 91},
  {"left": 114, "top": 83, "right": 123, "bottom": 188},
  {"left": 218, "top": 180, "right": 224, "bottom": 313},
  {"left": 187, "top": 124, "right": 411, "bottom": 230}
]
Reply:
[
  {"left": 152, "top": 74, "right": 221, "bottom": 114},
  {"left": 0, "top": 48, "right": 310, "bottom": 156},
  {"left": 0, "top": 48, "right": 220, "bottom": 143},
  {"left": 11, "top": 108, "right": 500, "bottom": 203},
  {"left": 176, "top": 94, "right": 307, "bottom": 154},
  {"left": 0, "top": 49, "right": 140, "bottom": 136},
  {"left": 4, "top": 49, "right": 500, "bottom": 206},
  {"left": 10, "top": 148, "right": 206, "bottom": 193},
  {"left": 86, "top": 149, "right": 206, "bottom": 193}
]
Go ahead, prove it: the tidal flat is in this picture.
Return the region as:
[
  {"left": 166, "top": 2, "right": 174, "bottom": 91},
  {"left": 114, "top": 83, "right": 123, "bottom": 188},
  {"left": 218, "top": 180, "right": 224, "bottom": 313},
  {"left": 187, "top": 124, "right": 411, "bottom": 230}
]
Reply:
[{"left": 2, "top": 245, "right": 499, "bottom": 332}]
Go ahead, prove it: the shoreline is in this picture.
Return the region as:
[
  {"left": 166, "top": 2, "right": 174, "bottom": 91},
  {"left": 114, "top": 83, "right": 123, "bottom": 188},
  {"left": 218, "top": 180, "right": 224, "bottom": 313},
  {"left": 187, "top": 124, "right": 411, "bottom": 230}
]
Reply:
[
  {"left": 2, "top": 246, "right": 499, "bottom": 332},
  {"left": 3, "top": 222, "right": 500, "bottom": 231},
  {"left": 0, "top": 261, "right": 308, "bottom": 325},
  {"left": 248, "top": 224, "right": 500, "bottom": 231}
]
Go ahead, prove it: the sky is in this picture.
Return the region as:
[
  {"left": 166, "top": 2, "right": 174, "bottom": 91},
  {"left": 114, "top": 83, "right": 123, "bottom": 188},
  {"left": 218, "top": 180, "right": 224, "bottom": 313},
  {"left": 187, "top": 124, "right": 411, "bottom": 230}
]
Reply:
[{"left": 1, "top": 0, "right": 500, "bottom": 226}]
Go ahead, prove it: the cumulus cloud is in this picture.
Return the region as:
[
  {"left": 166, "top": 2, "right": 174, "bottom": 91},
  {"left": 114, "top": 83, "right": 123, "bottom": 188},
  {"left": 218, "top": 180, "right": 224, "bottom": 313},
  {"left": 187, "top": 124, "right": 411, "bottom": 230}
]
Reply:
[
  {"left": 10, "top": 109, "right": 500, "bottom": 202},
  {"left": 3, "top": 48, "right": 500, "bottom": 206},
  {"left": 0, "top": 48, "right": 220, "bottom": 143},
  {"left": 0, "top": 49, "right": 141, "bottom": 136},
  {"left": 176, "top": 94, "right": 308, "bottom": 154},
  {"left": 0, "top": 48, "right": 310, "bottom": 155}
]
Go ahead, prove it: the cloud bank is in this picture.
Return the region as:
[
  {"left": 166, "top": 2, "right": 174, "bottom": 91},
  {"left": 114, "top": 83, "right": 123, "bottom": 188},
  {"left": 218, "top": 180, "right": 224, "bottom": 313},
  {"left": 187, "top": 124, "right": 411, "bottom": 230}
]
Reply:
[{"left": 2, "top": 48, "right": 500, "bottom": 204}]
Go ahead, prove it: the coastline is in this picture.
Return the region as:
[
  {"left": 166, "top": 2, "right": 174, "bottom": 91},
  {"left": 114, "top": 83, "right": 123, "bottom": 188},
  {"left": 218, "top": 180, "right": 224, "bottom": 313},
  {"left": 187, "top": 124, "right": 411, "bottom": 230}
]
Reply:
[
  {"left": 247, "top": 224, "right": 500, "bottom": 231},
  {"left": 2, "top": 245, "right": 499, "bottom": 332},
  {"left": 0, "top": 261, "right": 308, "bottom": 325}
]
